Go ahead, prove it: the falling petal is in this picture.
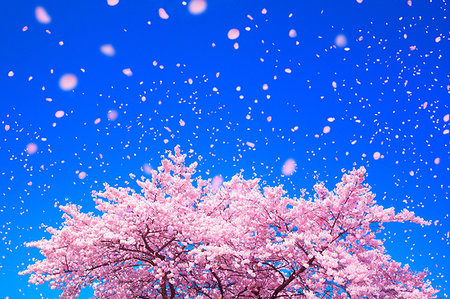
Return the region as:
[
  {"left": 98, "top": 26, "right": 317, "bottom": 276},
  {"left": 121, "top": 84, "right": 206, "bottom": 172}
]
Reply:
[
  {"left": 227, "top": 29, "right": 240, "bottom": 40},
  {"left": 211, "top": 175, "right": 223, "bottom": 190},
  {"left": 335, "top": 34, "right": 347, "bottom": 47},
  {"left": 107, "top": 0, "right": 119, "bottom": 6},
  {"left": 55, "top": 110, "right": 64, "bottom": 118},
  {"left": 35, "top": 6, "right": 51, "bottom": 24},
  {"left": 107, "top": 110, "right": 118, "bottom": 121},
  {"left": 159, "top": 8, "right": 169, "bottom": 19},
  {"left": 282, "top": 159, "right": 297, "bottom": 176},
  {"left": 143, "top": 163, "right": 152, "bottom": 175},
  {"left": 122, "top": 68, "right": 133, "bottom": 76},
  {"left": 26, "top": 143, "right": 38, "bottom": 155},
  {"left": 100, "top": 44, "right": 116, "bottom": 56},
  {"left": 289, "top": 29, "right": 297, "bottom": 38},
  {"left": 59, "top": 74, "right": 78, "bottom": 91},
  {"left": 188, "top": 0, "right": 207, "bottom": 15}
]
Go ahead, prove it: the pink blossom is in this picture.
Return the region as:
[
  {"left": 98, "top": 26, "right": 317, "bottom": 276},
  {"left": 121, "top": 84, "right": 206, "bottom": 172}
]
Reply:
[{"left": 21, "top": 146, "right": 438, "bottom": 298}]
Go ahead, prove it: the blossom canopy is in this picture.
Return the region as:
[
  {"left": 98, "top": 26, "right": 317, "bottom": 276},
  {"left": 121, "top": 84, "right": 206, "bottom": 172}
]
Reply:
[{"left": 21, "top": 146, "right": 438, "bottom": 298}]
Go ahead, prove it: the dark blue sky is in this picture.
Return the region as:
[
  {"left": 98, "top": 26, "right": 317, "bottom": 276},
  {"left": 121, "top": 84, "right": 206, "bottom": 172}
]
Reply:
[{"left": 0, "top": 0, "right": 448, "bottom": 297}]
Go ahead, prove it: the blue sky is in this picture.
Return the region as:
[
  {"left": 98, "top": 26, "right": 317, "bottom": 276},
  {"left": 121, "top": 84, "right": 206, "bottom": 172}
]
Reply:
[{"left": 0, "top": 0, "right": 448, "bottom": 297}]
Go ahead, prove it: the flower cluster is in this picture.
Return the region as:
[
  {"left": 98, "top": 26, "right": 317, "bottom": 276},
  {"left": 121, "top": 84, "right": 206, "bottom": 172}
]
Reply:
[{"left": 21, "top": 146, "right": 438, "bottom": 298}]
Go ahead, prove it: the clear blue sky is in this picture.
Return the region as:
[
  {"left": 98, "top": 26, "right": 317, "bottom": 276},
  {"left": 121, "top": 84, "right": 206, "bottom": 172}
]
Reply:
[{"left": 0, "top": 0, "right": 448, "bottom": 297}]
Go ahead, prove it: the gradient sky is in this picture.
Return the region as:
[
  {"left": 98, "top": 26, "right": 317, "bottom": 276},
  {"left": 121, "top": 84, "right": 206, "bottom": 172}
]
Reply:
[{"left": 0, "top": 0, "right": 448, "bottom": 297}]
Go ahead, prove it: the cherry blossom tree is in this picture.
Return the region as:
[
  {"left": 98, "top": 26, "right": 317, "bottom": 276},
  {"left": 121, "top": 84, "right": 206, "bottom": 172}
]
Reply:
[{"left": 21, "top": 146, "right": 438, "bottom": 298}]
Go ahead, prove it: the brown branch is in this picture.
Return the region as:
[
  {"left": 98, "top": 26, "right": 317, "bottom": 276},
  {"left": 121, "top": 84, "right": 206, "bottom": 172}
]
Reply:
[
  {"left": 141, "top": 230, "right": 165, "bottom": 260},
  {"left": 169, "top": 282, "right": 176, "bottom": 299},
  {"left": 211, "top": 270, "right": 224, "bottom": 298},
  {"left": 262, "top": 262, "right": 286, "bottom": 283},
  {"left": 235, "top": 287, "right": 248, "bottom": 297},
  {"left": 161, "top": 279, "right": 168, "bottom": 299},
  {"left": 270, "top": 257, "right": 315, "bottom": 299},
  {"left": 157, "top": 236, "right": 176, "bottom": 253}
]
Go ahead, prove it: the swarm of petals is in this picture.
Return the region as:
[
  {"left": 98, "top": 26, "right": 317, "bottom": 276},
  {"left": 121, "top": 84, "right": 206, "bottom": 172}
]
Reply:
[{"left": 21, "top": 146, "right": 438, "bottom": 298}]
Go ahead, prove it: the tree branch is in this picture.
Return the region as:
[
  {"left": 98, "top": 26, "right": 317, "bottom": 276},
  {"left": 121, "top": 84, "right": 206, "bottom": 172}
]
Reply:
[
  {"left": 270, "top": 257, "right": 315, "bottom": 299},
  {"left": 211, "top": 270, "right": 224, "bottom": 298}
]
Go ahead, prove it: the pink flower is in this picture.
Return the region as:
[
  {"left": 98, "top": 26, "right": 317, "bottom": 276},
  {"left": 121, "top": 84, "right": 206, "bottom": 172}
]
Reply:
[{"left": 20, "top": 147, "right": 438, "bottom": 298}]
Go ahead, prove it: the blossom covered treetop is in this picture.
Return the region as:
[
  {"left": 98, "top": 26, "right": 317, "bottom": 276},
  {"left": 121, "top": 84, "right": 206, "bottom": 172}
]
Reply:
[{"left": 21, "top": 146, "right": 438, "bottom": 298}]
